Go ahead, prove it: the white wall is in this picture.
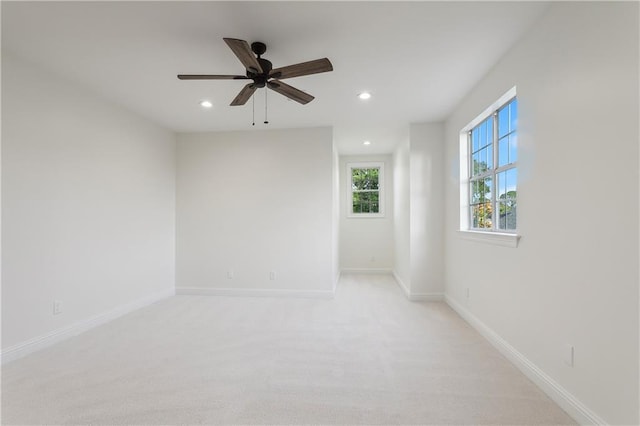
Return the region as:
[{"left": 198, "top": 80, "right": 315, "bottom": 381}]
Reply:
[
  {"left": 176, "top": 127, "right": 334, "bottom": 295},
  {"left": 443, "top": 3, "right": 638, "bottom": 424},
  {"left": 2, "top": 53, "right": 176, "bottom": 351},
  {"left": 339, "top": 154, "right": 394, "bottom": 271},
  {"left": 392, "top": 125, "right": 445, "bottom": 299},
  {"left": 332, "top": 142, "right": 340, "bottom": 286},
  {"left": 409, "top": 123, "right": 444, "bottom": 298},
  {"left": 393, "top": 138, "right": 411, "bottom": 288}
]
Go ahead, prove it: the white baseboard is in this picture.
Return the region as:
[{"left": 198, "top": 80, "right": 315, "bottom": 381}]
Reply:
[
  {"left": 409, "top": 292, "right": 444, "bottom": 302},
  {"left": 1, "top": 287, "right": 175, "bottom": 365},
  {"left": 340, "top": 268, "right": 392, "bottom": 275},
  {"left": 392, "top": 270, "right": 411, "bottom": 297},
  {"left": 445, "top": 295, "right": 606, "bottom": 425},
  {"left": 392, "top": 271, "right": 444, "bottom": 302},
  {"left": 176, "top": 287, "right": 335, "bottom": 299}
]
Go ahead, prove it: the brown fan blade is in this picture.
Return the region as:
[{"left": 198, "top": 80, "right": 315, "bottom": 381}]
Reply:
[
  {"left": 267, "top": 80, "right": 314, "bottom": 105},
  {"left": 230, "top": 83, "right": 257, "bottom": 106},
  {"left": 270, "top": 58, "right": 333, "bottom": 80},
  {"left": 223, "top": 38, "right": 263, "bottom": 74},
  {"left": 178, "top": 75, "right": 249, "bottom": 80}
]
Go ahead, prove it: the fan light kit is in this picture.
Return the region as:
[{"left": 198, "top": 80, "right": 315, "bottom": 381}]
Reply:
[
  {"left": 178, "top": 38, "right": 333, "bottom": 124},
  {"left": 200, "top": 100, "right": 213, "bottom": 108},
  {"left": 363, "top": 140, "right": 371, "bottom": 145},
  {"left": 358, "top": 92, "right": 371, "bottom": 100}
]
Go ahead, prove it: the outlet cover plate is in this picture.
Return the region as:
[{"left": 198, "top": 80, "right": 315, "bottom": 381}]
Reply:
[{"left": 53, "top": 300, "right": 62, "bottom": 315}]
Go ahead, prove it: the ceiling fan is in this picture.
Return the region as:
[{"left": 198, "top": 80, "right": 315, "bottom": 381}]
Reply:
[{"left": 178, "top": 38, "right": 333, "bottom": 106}]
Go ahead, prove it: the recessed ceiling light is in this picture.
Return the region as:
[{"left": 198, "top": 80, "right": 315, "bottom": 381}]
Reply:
[
  {"left": 358, "top": 92, "right": 371, "bottom": 100},
  {"left": 200, "top": 100, "right": 213, "bottom": 108},
  {"left": 363, "top": 140, "right": 371, "bottom": 146}
]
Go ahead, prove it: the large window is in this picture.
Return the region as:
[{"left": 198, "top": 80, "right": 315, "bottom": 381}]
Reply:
[
  {"left": 347, "top": 162, "right": 384, "bottom": 217},
  {"left": 465, "top": 94, "right": 518, "bottom": 232}
]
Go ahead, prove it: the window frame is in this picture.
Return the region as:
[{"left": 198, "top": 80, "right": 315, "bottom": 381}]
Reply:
[
  {"left": 459, "top": 87, "right": 520, "bottom": 246},
  {"left": 347, "top": 162, "right": 385, "bottom": 218}
]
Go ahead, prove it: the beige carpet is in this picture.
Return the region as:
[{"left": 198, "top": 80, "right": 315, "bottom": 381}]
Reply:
[{"left": 2, "top": 274, "right": 575, "bottom": 425}]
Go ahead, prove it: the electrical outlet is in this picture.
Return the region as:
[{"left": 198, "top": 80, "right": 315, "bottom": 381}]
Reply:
[
  {"left": 227, "top": 270, "right": 234, "bottom": 279},
  {"left": 269, "top": 271, "right": 276, "bottom": 280},
  {"left": 564, "top": 344, "right": 574, "bottom": 367},
  {"left": 53, "top": 300, "right": 62, "bottom": 315}
]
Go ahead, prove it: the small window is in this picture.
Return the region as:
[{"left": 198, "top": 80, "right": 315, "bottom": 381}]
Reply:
[
  {"left": 347, "top": 162, "right": 384, "bottom": 217},
  {"left": 461, "top": 88, "right": 518, "bottom": 233}
]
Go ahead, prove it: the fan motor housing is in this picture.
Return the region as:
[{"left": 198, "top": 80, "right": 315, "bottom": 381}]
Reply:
[{"left": 247, "top": 58, "right": 273, "bottom": 87}]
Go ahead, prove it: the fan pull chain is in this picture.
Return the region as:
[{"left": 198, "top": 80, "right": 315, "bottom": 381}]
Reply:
[
  {"left": 252, "top": 94, "right": 255, "bottom": 126},
  {"left": 264, "top": 88, "right": 269, "bottom": 124}
]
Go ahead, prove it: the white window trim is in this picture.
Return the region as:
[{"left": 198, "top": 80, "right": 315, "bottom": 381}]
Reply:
[
  {"left": 347, "top": 162, "right": 385, "bottom": 218},
  {"left": 459, "top": 86, "right": 520, "bottom": 247},
  {"left": 456, "top": 230, "right": 520, "bottom": 248}
]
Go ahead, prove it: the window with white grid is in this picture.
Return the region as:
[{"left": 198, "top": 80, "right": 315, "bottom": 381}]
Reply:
[
  {"left": 466, "top": 95, "right": 518, "bottom": 232},
  {"left": 347, "top": 162, "right": 384, "bottom": 218}
]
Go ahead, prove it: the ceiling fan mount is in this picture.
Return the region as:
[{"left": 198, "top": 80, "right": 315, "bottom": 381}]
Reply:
[
  {"left": 250, "top": 41, "right": 267, "bottom": 57},
  {"left": 178, "top": 38, "right": 333, "bottom": 106}
]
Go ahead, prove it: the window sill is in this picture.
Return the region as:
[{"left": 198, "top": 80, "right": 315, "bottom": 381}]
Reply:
[
  {"left": 457, "top": 230, "right": 520, "bottom": 248},
  {"left": 347, "top": 213, "right": 386, "bottom": 219}
]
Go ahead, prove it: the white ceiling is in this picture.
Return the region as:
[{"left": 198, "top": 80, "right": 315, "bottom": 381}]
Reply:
[{"left": 2, "top": 1, "right": 549, "bottom": 154}]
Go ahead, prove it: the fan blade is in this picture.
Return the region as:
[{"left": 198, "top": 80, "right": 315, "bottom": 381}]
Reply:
[
  {"left": 267, "top": 80, "right": 314, "bottom": 105},
  {"left": 270, "top": 58, "right": 333, "bottom": 80},
  {"left": 230, "top": 83, "right": 257, "bottom": 106},
  {"left": 178, "top": 74, "right": 249, "bottom": 80},
  {"left": 223, "top": 38, "right": 263, "bottom": 74}
]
